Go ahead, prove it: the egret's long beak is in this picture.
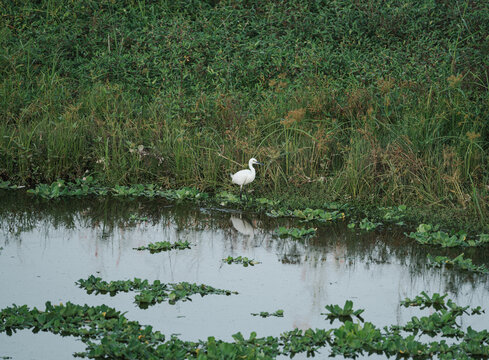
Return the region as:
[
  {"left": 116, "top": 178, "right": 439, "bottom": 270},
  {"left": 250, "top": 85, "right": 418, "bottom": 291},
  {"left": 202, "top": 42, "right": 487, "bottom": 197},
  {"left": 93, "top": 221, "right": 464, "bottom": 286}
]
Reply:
[{"left": 256, "top": 162, "right": 264, "bottom": 165}]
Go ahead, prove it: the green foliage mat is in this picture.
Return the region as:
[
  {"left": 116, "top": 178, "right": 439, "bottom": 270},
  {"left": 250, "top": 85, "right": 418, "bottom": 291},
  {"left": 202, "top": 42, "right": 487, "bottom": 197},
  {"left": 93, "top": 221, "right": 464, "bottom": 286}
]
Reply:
[
  {"left": 76, "top": 276, "right": 237, "bottom": 308},
  {"left": 134, "top": 240, "right": 191, "bottom": 253},
  {"left": 223, "top": 256, "right": 260, "bottom": 267},
  {"left": 1, "top": 293, "right": 488, "bottom": 359}
]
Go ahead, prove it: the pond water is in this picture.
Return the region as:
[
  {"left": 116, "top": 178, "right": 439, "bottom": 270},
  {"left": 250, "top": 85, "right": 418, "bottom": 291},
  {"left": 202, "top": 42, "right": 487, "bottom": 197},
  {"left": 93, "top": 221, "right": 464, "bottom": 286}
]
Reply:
[{"left": 1, "top": 191, "right": 488, "bottom": 359}]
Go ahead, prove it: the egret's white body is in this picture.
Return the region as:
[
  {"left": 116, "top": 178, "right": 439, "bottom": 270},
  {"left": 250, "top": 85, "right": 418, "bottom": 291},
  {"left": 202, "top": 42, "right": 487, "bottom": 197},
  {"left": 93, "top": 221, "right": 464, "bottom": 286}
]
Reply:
[{"left": 230, "top": 158, "right": 263, "bottom": 196}]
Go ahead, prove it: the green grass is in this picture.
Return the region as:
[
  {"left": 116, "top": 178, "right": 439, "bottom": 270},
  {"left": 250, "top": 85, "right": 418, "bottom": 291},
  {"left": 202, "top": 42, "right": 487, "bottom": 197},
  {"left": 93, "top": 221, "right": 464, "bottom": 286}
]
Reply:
[{"left": 1, "top": 0, "right": 488, "bottom": 227}]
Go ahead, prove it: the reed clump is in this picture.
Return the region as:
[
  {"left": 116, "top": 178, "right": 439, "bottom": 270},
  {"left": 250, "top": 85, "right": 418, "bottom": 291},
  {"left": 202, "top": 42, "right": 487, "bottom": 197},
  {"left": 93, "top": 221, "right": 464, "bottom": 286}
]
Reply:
[{"left": 1, "top": 0, "right": 488, "bottom": 227}]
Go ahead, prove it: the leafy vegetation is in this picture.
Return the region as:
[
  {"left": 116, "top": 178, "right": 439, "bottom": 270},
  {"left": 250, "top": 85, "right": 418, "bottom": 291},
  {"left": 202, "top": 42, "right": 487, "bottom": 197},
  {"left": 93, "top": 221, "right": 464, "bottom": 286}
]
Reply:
[
  {"left": 427, "top": 253, "right": 489, "bottom": 274},
  {"left": 394, "top": 292, "right": 485, "bottom": 339},
  {"left": 1, "top": 293, "right": 488, "bottom": 359},
  {"left": 0, "top": 181, "right": 22, "bottom": 190},
  {"left": 251, "top": 310, "right": 284, "bottom": 318},
  {"left": 322, "top": 300, "right": 365, "bottom": 323},
  {"left": 407, "top": 224, "right": 489, "bottom": 248},
  {"left": 276, "top": 227, "right": 317, "bottom": 239},
  {"left": 128, "top": 214, "right": 149, "bottom": 222},
  {"left": 26, "top": 177, "right": 108, "bottom": 198},
  {"left": 378, "top": 205, "right": 408, "bottom": 224},
  {"left": 27, "top": 179, "right": 206, "bottom": 201},
  {"left": 134, "top": 240, "right": 191, "bottom": 253},
  {"left": 76, "top": 276, "right": 237, "bottom": 308},
  {"left": 267, "top": 208, "right": 345, "bottom": 222},
  {"left": 223, "top": 256, "right": 260, "bottom": 267},
  {"left": 400, "top": 291, "right": 485, "bottom": 315},
  {"left": 2, "top": 0, "right": 488, "bottom": 227},
  {"left": 348, "top": 217, "right": 382, "bottom": 231}
]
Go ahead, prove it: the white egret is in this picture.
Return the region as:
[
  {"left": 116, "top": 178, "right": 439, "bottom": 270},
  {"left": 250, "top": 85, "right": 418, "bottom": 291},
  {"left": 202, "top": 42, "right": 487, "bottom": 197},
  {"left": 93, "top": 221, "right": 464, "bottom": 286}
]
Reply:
[{"left": 230, "top": 158, "right": 263, "bottom": 199}]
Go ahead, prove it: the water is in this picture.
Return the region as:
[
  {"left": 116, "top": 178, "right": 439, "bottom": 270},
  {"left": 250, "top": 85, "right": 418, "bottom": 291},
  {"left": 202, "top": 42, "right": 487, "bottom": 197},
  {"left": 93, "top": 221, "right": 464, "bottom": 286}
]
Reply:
[{"left": 1, "top": 191, "right": 488, "bottom": 359}]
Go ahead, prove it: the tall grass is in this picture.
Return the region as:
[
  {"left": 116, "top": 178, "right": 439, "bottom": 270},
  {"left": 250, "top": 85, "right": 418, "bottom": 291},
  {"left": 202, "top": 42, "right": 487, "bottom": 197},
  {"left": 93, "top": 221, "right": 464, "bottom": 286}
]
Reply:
[{"left": 0, "top": 0, "right": 488, "bottom": 225}]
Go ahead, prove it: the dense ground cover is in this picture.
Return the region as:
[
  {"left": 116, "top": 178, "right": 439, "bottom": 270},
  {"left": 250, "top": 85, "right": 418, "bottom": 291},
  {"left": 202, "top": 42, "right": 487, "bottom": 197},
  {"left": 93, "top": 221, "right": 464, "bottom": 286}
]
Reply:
[{"left": 1, "top": 0, "right": 488, "bottom": 226}]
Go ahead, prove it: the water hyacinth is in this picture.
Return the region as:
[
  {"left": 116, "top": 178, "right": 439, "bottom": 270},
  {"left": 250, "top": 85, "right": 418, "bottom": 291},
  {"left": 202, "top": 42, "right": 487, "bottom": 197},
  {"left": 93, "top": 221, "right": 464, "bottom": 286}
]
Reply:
[
  {"left": 1, "top": 293, "right": 487, "bottom": 359},
  {"left": 76, "top": 276, "right": 237, "bottom": 308},
  {"left": 251, "top": 309, "right": 284, "bottom": 318},
  {"left": 223, "top": 256, "right": 260, "bottom": 267},
  {"left": 408, "top": 224, "right": 489, "bottom": 248},
  {"left": 134, "top": 240, "right": 191, "bottom": 253}
]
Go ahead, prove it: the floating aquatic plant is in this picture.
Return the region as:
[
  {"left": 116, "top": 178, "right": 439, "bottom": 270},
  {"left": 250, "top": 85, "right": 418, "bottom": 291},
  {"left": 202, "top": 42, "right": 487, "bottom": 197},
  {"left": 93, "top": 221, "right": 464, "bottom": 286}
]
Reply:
[
  {"left": 27, "top": 177, "right": 108, "bottom": 198},
  {"left": 254, "top": 197, "right": 280, "bottom": 209},
  {"left": 215, "top": 191, "right": 241, "bottom": 205},
  {"left": 76, "top": 276, "right": 236, "bottom": 307},
  {"left": 399, "top": 291, "right": 483, "bottom": 317},
  {"left": 393, "top": 292, "right": 486, "bottom": 339},
  {"left": 427, "top": 253, "right": 488, "bottom": 274},
  {"left": 251, "top": 309, "right": 284, "bottom": 318},
  {"left": 400, "top": 292, "right": 449, "bottom": 310},
  {"left": 378, "top": 205, "right": 407, "bottom": 224},
  {"left": 407, "top": 224, "right": 489, "bottom": 248},
  {"left": 276, "top": 226, "right": 317, "bottom": 239},
  {"left": 348, "top": 217, "right": 382, "bottom": 231},
  {"left": 322, "top": 300, "right": 365, "bottom": 323},
  {"left": 27, "top": 180, "right": 208, "bottom": 201},
  {"left": 267, "top": 208, "right": 345, "bottom": 222},
  {"left": 1, "top": 292, "right": 488, "bottom": 359},
  {"left": 223, "top": 256, "right": 260, "bottom": 267},
  {"left": 0, "top": 181, "right": 22, "bottom": 190},
  {"left": 134, "top": 240, "right": 191, "bottom": 253}
]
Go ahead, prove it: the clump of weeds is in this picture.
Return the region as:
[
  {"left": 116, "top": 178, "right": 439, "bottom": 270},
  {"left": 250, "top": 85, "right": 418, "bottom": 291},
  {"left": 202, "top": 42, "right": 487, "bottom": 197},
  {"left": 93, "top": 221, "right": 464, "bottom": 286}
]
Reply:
[
  {"left": 222, "top": 256, "right": 260, "bottom": 267},
  {"left": 251, "top": 309, "right": 284, "bottom": 318},
  {"left": 76, "top": 276, "right": 237, "bottom": 308},
  {"left": 134, "top": 240, "right": 191, "bottom": 253},
  {"left": 427, "top": 253, "right": 488, "bottom": 274}
]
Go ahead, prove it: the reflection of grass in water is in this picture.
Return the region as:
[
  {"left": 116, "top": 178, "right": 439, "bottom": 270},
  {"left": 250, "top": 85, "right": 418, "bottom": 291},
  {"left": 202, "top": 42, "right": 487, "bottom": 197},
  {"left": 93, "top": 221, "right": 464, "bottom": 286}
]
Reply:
[
  {"left": 0, "top": 292, "right": 487, "bottom": 358},
  {"left": 276, "top": 226, "right": 317, "bottom": 239}
]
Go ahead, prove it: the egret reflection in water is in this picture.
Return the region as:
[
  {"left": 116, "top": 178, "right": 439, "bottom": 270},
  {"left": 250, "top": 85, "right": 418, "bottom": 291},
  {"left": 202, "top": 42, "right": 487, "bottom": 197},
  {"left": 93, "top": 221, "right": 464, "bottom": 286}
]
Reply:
[{"left": 230, "top": 214, "right": 255, "bottom": 238}]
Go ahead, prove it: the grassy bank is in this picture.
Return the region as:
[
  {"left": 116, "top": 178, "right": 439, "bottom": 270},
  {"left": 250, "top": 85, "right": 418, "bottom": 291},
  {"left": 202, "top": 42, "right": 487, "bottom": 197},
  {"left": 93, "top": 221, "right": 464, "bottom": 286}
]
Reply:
[{"left": 1, "top": 0, "right": 488, "bottom": 226}]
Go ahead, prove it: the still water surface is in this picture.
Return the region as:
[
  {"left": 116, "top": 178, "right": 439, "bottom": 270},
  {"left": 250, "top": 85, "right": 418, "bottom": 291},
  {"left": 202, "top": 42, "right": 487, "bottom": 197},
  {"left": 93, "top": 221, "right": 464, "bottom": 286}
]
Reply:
[{"left": 1, "top": 191, "right": 488, "bottom": 359}]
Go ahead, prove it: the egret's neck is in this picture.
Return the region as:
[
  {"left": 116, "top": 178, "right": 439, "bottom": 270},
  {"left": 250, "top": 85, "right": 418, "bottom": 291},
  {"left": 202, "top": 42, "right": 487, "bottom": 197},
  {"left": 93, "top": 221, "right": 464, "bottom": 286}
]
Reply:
[{"left": 248, "top": 161, "right": 256, "bottom": 173}]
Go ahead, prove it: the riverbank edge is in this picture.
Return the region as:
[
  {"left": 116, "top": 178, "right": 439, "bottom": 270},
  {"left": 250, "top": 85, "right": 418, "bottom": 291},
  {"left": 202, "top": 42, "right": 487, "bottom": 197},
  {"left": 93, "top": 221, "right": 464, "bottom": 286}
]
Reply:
[{"left": 1, "top": 177, "right": 487, "bottom": 239}]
